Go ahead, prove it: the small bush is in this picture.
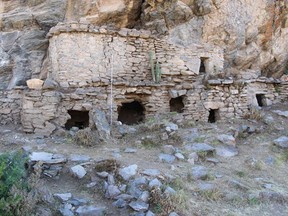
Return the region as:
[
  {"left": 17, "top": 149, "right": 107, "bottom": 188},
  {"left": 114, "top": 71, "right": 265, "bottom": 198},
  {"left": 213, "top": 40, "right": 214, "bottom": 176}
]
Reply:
[
  {"left": 74, "top": 128, "right": 99, "bottom": 147},
  {"left": 0, "top": 151, "right": 40, "bottom": 216},
  {"left": 243, "top": 108, "right": 262, "bottom": 121}
]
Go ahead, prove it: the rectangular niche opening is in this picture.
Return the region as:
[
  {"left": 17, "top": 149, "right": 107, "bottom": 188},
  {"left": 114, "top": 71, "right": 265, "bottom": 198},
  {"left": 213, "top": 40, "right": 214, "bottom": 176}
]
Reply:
[
  {"left": 170, "top": 96, "right": 184, "bottom": 113},
  {"left": 208, "top": 109, "right": 220, "bottom": 123},
  {"left": 256, "top": 94, "right": 266, "bottom": 107},
  {"left": 200, "top": 57, "right": 209, "bottom": 73},
  {"left": 65, "top": 110, "right": 89, "bottom": 130},
  {"left": 117, "top": 101, "right": 145, "bottom": 125}
]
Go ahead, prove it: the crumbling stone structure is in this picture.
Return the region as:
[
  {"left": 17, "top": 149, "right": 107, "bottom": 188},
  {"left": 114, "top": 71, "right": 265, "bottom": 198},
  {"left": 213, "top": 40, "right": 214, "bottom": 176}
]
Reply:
[{"left": 1, "top": 23, "right": 288, "bottom": 136}]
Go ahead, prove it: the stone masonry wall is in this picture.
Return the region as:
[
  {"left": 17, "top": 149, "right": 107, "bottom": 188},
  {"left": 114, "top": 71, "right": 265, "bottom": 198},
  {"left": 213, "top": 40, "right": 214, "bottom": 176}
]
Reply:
[
  {"left": 47, "top": 23, "right": 224, "bottom": 88},
  {"left": 0, "top": 90, "right": 22, "bottom": 125}
]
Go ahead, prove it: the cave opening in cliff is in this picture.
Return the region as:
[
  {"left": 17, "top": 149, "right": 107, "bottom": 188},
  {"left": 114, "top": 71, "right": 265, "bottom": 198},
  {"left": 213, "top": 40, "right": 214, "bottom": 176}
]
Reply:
[
  {"left": 208, "top": 109, "right": 220, "bottom": 123},
  {"left": 256, "top": 94, "right": 266, "bottom": 107},
  {"left": 200, "top": 57, "right": 208, "bottom": 73},
  {"left": 170, "top": 96, "right": 184, "bottom": 113},
  {"left": 118, "top": 101, "right": 145, "bottom": 125},
  {"left": 65, "top": 110, "right": 89, "bottom": 130}
]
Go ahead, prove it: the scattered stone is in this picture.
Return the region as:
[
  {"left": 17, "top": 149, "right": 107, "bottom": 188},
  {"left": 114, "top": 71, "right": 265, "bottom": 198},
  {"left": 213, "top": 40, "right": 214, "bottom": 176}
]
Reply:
[
  {"left": 217, "top": 134, "right": 236, "bottom": 146},
  {"left": 118, "top": 124, "right": 137, "bottom": 136},
  {"left": 273, "top": 136, "right": 288, "bottom": 148},
  {"left": 169, "top": 212, "right": 180, "bottom": 216},
  {"left": 165, "top": 123, "right": 179, "bottom": 133},
  {"left": 115, "top": 194, "right": 134, "bottom": 201},
  {"left": 86, "top": 182, "right": 97, "bottom": 188},
  {"left": 76, "top": 206, "right": 106, "bottom": 216},
  {"left": 108, "top": 174, "right": 115, "bottom": 185},
  {"left": 124, "top": 148, "right": 137, "bottom": 153},
  {"left": 119, "top": 164, "right": 138, "bottom": 180},
  {"left": 105, "top": 185, "right": 121, "bottom": 199},
  {"left": 197, "top": 183, "right": 215, "bottom": 191},
  {"left": 59, "top": 203, "right": 74, "bottom": 216},
  {"left": 206, "top": 157, "right": 219, "bottom": 164},
  {"left": 139, "top": 191, "right": 150, "bottom": 203},
  {"left": 128, "top": 177, "right": 148, "bottom": 198},
  {"left": 188, "top": 152, "right": 199, "bottom": 164},
  {"left": 191, "top": 166, "right": 209, "bottom": 180},
  {"left": 162, "top": 145, "right": 176, "bottom": 154},
  {"left": 54, "top": 193, "right": 72, "bottom": 202},
  {"left": 70, "top": 165, "right": 87, "bottom": 179},
  {"left": 215, "top": 146, "right": 239, "bottom": 157},
  {"left": 164, "top": 186, "right": 176, "bottom": 195},
  {"left": 129, "top": 201, "right": 149, "bottom": 212},
  {"left": 175, "top": 152, "right": 185, "bottom": 160},
  {"left": 159, "top": 153, "right": 176, "bottom": 164},
  {"left": 112, "top": 198, "right": 127, "bottom": 208},
  {"left": 68, "top": 198, "right": 88, "bottom": 206},
  {"left": 30, "top": 152, "right": 67, "bottom": 164},
  {"left": 149, "top": 178, "right": 162, "bottom": 189},
  {"left": 69, "top": 154, "right": 91, "bottom": 162},
  {"left": 185, "top": 143, "right": 215, "bottom": 153},
  {"left": 229, "top": 180, "right": 250, "bottom": 191},
  {"left": 146, "top": 211, "right": 155, "bottom": 216},
  {"left": 265, "top": 156, "right": 275, "bottom": 165},
  {"left": 141, "top": 169, "right": 160, "bottom": 177},
  {"left": 96, "top": 171, "right": 109, "bottom": 178},
  {"left": 273, "top": 110, "right": 288, "bottom": 118}
]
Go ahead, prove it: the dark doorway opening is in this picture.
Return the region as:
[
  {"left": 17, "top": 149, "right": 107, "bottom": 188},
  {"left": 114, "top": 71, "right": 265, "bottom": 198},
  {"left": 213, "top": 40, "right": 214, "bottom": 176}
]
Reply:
[
  {"left": 170, "top": 97, "right": 184, "bottom": 113},
  {"left": 118, "top": 101, "right": 145, "bottom": 125},
  {"left": 208, "top": 109, "right": 220, "bottom": 123},
  {"left": 200, "top": 57, "right": 208, "bottom": 73},
  {"left": 256, "top": 94, "right": 265, "bottom": 107},
  {"left": 65, "top": 110, "right": 89, "bottom": 130}
]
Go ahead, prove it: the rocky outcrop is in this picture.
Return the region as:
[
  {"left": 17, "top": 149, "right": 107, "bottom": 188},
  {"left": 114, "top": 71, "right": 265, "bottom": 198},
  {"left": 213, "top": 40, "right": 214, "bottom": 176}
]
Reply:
[{"left": 0, "top": 0, "right": 287, "bottom": 90}]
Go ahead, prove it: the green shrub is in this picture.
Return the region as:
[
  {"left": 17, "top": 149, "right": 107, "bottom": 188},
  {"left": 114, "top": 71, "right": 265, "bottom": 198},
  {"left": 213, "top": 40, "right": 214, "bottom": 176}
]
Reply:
[{"left": 0, "top": 151, "right": 39, "bottom": 216}]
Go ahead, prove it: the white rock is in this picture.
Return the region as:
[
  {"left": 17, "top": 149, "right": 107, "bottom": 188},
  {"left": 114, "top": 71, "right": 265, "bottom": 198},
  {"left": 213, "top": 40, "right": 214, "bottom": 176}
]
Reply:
[{"left": 70, "top": 165, "right": 87, "bottom": 179}]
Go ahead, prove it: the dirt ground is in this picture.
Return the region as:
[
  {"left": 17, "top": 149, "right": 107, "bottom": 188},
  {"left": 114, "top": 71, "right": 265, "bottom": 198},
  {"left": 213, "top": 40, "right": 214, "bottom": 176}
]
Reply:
[{"left": 1, "top": 103, "right": 288, "bottom": 216}]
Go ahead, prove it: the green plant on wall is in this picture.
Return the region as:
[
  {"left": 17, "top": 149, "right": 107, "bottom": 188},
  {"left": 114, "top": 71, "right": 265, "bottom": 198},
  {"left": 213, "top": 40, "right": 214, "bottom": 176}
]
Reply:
[{"left": 149, "top": 51, "right": 162, "bottom": 83}]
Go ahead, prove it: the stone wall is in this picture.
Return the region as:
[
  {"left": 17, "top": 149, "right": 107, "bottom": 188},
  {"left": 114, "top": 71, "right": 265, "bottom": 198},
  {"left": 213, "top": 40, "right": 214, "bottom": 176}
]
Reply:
[
  {"left": 47, "top": 23, "right": 224, "bottom": 88},
  {"left": 21, "top": 90, "right": 61, "bottom": 135},
  {"left": 0, "top": 90, "right": 22, "bottom": 125},
  {"left": 20, "top": 79, "right": 286, "bottom": 135}
]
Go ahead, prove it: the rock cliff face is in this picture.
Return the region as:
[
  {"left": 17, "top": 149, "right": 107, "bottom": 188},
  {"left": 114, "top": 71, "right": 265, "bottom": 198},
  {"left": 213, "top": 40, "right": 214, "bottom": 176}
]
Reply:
[{"left": 0, "top": 0, "right": 287, "bottom": 90}]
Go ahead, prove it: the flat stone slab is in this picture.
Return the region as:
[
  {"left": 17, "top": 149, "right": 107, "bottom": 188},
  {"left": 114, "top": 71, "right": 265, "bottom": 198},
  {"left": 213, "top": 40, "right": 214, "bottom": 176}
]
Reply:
[
  {"left": 217, "top": 134, "right": 236, "bottom": 146},
  {"left": 119, "top": 164, "right": 138, "bottom": 180},
  {"left": 69, "top": 154, "right": 91, "bottom": 162},
  {"left": 191, "top": 166, "right": 208, "bottom": 180},
  {"left": 54, "top": 193, "right": 72, "bottom": 202},
  {"left": 129, "top": 201, "right": 149, "bottom": 212},
  {"left": 273, "top": 136, "right": 288, "bottom": 148},
  {"left": 216, "top": 146, "right": 239, "bottom": 157},
  {"left": 197, "top": 183, "right": 215, "bottom": 191},
  {"left": 141, "top": 169, "right": 160, "bottom": 177},
  {"left": 76, "top": 206, "right": 106, "bottom": 216},
  {"left": 185, "top": 143, "right": 215, "bottom": 152},
  {"left": 159, "top": 153, "right": 176, "bottom": 164},
  {"left": 124, "top": 148, "right": 137, "bottom": 153},
  {"left": 30, "top": 152, "right": 67, "bottom": 164},
  {"left": 273, "top": 110, "right": 288, "bottom": 118}
]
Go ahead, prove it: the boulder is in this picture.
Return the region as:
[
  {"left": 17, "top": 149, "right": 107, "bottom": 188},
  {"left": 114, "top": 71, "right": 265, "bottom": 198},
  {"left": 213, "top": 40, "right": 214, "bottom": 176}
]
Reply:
[
  {"left": 119, "top": 164, "right": 138, "bottom": 180},
  {"left": 273, "top": 136, "right": 288, "bottom": 149}
]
